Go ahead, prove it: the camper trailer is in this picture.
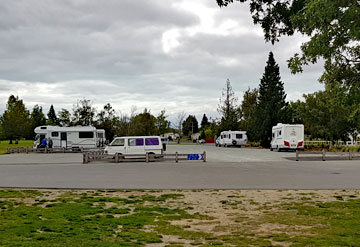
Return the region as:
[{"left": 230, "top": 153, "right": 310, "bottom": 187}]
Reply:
[
  {"left": 104, "top": 136, "right": 165, "bottom": 156},
  {"left": 270, "top": 123, "right": 304, "bottom": 151},
  {"left": 216, "top": 130, "right": 247, "bottom": 147},
  {"left": 33, "top": 126, "right": 106, "bottom": 150}
]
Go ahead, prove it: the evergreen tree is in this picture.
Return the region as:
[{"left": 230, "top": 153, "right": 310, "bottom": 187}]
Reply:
[
  {"left": 30, "top": 105, "right": 46, "bottom": 139},
  {"left": 200, "top": 114, "right": 209, "bottom": 130},
  {"left": 182, "top": 115, "right": 199, "bottom": 136},
  {"left": 249, "top": 52, "right": 288, "bottom": 147},
  {"left": 218, "top": 78, "right": 240, "bottom": 131},
  {"left": 1, "top": 95, "right": 30, "bottom": 143},
  {"left": 239, "top": 88, "right": 258, "bottom": 131},
  {"left": 94, "top": 103, "right": 119, "bottom": 141},
  {"left": 47, "top": 105, "right": 57, "bottom": 125}
]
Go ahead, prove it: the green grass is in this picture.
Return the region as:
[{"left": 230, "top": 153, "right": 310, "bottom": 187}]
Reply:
[
  {"left": 0, "top": 140, "right": 34, "bottom": 155},
  {"left": 1, "top": 190, "right": 360, "bottom": 246}
]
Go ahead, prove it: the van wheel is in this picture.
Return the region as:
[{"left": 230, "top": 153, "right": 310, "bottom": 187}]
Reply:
[{"left": 270, "top": 147, "right": 273, "bottom": 151}]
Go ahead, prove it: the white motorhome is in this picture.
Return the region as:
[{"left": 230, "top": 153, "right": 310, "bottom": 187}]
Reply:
[
  {"left": 216, "top": 130, "right": 247, "bottom": 147},
  {"left": 34, "top": 126, "right": 106, "bottom": 149},
  {"left": 104, "top": 136, "right": 165, "bottom": 156},
  {"left": 270, "top": 123, "right": 304, "bottom": 151}
]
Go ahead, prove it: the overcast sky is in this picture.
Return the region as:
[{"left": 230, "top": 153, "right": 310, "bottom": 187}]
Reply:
[{"left": 0, "top": 0, "right": 324, "bottom": 124}]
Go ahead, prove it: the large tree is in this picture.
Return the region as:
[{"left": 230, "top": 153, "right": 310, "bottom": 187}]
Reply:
[
  {"left": 156, "top": 109, "right": 170, "bottom": 135},
  {"left": 218, "top": 78, "right": 240, "bottom": 131},
  {"left": 30, "top": 105, "right": 47, "bottom": 139},
  {"left": 239, "top": 87, "right": 258, "bottom": 131},
  {"left": 200, "top": 114, "right": 209, "bottom": 130},
  {"left": 182, "top": 115, "right": 199, "bottom": 136},
  {"left": 129, "top": 109, "right": 157, "bottom": 136},
  {"left": 216, "top": 0, "right": 360, "bottom": 84},
  {"left": 72, "top": 99, "right": 96, "bottom": 126},
  {"left": 1, "top": 95, "right": 30, "bottom": 143},
  {"left": 95, "top": 103, "right": 119, "bottom": 141},
  {"left": 249, "top": 52, "right": 288, "bottom": 147},
  {"left": 57, "top": 109, "right": 72, "bottom": 127},
  {"left": 47, "top": 105, "right": 57, "bottom": 126}
]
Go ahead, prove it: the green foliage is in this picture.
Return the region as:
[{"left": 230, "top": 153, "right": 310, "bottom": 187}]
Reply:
[
  {"left": 30, "top": 105, "right": 46, "bottom": 139},
  {"left": 218, "top": 79, "right": 240, "bottom": 131},
  {"left": 249, "top": 52, "right": 288, "bottom": 147},
  {"left": 239, "top": 87, "right": 258, "bottom": 131},
  {"left": 129, "top": 109, "right": 157, "bottom": 136},
  {"left": 156, "top": 110, "right": 170, "bottom": 135},
  {"left": 47, "top": 105, "right": 57, "bottom": 125},
  {"left": 1, "top": 95, "right": 30, "bottom": 142},
  {"left": 200, "top": 114, "right": 209, "bottom": 130},
  {"left": 57, "top": 108, "right": 72, "bottom": 127},
  {"left": 0, "top": 140, "right": 34, "bottom": 155},
  {"left": 216, "top": 0, "right": 360, "bottom": 83},
  {"left": 72, "top": 99, "right": 96, "bottom": 126},
  {"left": 94, "top": 103, "right": 119, "bottom": 141},
  {"left": 182, "top": 115, "right": 199, "bottom": 136}
]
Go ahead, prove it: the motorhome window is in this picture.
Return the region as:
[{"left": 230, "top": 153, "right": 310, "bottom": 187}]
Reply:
[
  {"left": 228, "top": 134, "right": 230, "bottom": 139},
  {"left": 145, "top": 138, "right": 159, "bottom": 146},
  {"left": 51, "top": 132, "right": 59, "bottom": 137},
  {"left": 236, "top": 134, "right": 242, "bottom": 139},
  {"left": 129, "top": 138, "right": 144, "bottom": 146},
  {"left": 40, "top": 126, "right": 47, "bottom": 129},
  {"left": 111, "top": 139, "right": 124, "bottom": 146},
  {"left": 79, "top": 132, "right": 94, "bottom": 138}
]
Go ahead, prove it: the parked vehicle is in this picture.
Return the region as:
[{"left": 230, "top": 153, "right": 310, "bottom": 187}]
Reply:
[
  {"left": 197, "top": 139, "right": 206, "bottom": 144},
  {"left": 216, "top": 131, "right": 247, "bottom": 147},
  {"left": 104, "top": 136, "right": 165, "bottom": 156},
  {"left": 33, "top": 125, "right": 105, "bottom": 150},
  {"left": 270, "top": 123, "right": 304, "bottom": 151}
]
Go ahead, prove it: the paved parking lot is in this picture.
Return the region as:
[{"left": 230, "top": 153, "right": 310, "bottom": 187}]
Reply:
[{"left": 0, "top": 144, "right": 359, "bottom": 189}]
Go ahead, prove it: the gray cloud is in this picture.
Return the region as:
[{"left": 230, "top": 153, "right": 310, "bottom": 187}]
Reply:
[{"left": 0, "top": 0, "right": 324, "bottom": 123}]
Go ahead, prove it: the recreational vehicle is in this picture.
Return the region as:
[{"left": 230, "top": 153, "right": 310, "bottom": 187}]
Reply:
[
  {"left": 33, "top": 126, "right": 106, "bottom": 150},
  {"left": 104, "top": 136, "right": 164, "bottom": 156},
  {"left": 216, "top": 130, "right": 247, "bottom": 147},
  {"left": 270, "top": 123, "right": 304, "bottom": 151}
]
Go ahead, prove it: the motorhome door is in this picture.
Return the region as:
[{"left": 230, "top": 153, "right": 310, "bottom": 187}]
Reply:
[{"left": 60, "top": 132, "right": 67, "bottom": 148}]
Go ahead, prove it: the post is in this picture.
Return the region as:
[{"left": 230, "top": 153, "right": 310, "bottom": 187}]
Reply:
[
  {"left": 349, "top": 150, "right": 352, "bottom": 160},
  {"left": 296, "top": 150, "right": 299, "bottom": 161},
  {"left": 26, "top": 147, "right": 29, "bottom": 154},
  {"left": 6, "top": 148, "right": 10, "bottom": 154},
  {"left": 175, "top": 152, "right": 178, "bottom": 163},
  {"left": 322, "top": 149, "right": 326, "bottom": 161},
  {"left": 203, "top": 151, "right": 206, "bottom": 162},
  {"left": 146, "top": 152, "right": 149, "bottom": 163},
  {"left": 17, "top": 148, "right": 20, "bottom": 153},
  {"left": 83, "top": 152, "right": 86, "bottom": 164}
]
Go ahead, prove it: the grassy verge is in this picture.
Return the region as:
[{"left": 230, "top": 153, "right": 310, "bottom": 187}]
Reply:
[
  {"left": 0, "top": 140, "right": 34, "bottom": 155},
  {"left": 1, "top": 189, "right": 360, "bottom": 246}
]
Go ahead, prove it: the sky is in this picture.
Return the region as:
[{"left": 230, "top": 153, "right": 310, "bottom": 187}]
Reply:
[{"left": 0, "top": 0, "right": 324, "bottom": 125}]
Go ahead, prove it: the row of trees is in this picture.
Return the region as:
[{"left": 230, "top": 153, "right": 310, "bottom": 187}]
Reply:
[{"left": 0, "top": 98, "right": 173, "bottom": 143}]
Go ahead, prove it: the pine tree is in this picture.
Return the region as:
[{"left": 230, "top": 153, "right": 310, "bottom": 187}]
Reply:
[
  {"left": 249, "top": 52, "right": 288, "bottom": 147},
  {"left": 200, "top": 114, "right": 209, "bottom": 130},
  {"left": 47, "top": 105, "right": 57, "bottom": 125},
  {"left": 30, "top": 105, "right": 46, "bottom": 138}
]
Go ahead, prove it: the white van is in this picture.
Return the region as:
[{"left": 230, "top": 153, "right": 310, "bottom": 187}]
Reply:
[
  {"left": 104, "top": 136, "right": 165, "bottom": 156},
  {"left": 216, "top": 130, "right": 247, "bottom": 147},
  {"left": 270, "top": 123, "right": 304, "bottom": 151},
  {"left": 34, "top": 125, "right": 105, "bottom": 149}
]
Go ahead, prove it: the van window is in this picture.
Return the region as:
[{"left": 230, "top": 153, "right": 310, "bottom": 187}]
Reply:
[
  {"left": 97, "top": 133, "right": 104, "bottom": 138},
  {"left": 79, "top": 132, "right": 94, "bottom": 138},
  {"left": 51, "top": 132, "right": 59, "bottom": 137},
  {"left": 236, "top": 134, "right": 243, "bottom": 139},
  {"left": 129, "top": 138, "right": 144, "bottom": 146},
  {"left": 145, "top": 138, "right": 159, "bottom": 146},
  {"left": 112, "top": 139, "right": 124, "bottom": 146}
]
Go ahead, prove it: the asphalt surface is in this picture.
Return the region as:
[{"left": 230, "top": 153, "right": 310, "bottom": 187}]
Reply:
[{"left": 0, "top": 144, "right": 359, "bottom": 189}]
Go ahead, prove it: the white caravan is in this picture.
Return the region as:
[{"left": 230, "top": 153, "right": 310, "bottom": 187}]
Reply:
[
  {"left": 270, "top": 123, "right": 304, "bottom": 151},
  {"left": 104, "top": 136, "right": 164, "bottom": 156},
  {"left": 216, "top": 131, "right": 247, "bottom": 147},
  {"left": 34, "top": 126, "right": 106, "bottom": 149}
]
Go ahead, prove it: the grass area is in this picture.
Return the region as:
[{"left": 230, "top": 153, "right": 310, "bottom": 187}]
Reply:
[
  {"left": 1, "top": 189, "right": 360, "bottom": 246},
  {"left": 0, "top": 140, "right": 34, "bottom": 155}
]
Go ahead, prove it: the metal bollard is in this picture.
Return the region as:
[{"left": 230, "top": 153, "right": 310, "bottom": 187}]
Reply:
[
  {"left": 296, "top": 150, "right": 299, "bottom": 161},
  {"left": 322, "top": 149, "right": 326, "bottom": 161},
  {"left": 175, "top": 152, "right": 178, "bottom": 163},
  {"left": 146, "top": 152, "right": 149, "bottom": 163},
  {"left": 203, "top": 151, "right": 206, "bottom": 162}
]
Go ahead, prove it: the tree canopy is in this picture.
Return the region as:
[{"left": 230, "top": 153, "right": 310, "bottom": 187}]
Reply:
[
  {"left": 218, "top": 79, "right": 240, "bottom": 131},
  {"left": 216, "top": 0, "right": 360, "bottom": 81}
]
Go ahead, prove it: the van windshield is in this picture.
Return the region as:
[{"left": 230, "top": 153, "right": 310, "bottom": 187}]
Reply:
[{"left": 111, "top": 139, "right": 124, "bottom": 146}]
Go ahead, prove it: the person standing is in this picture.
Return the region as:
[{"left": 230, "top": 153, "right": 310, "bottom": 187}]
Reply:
[{"left": 48, "top": 137, "right": 53, "bottom": 149}]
